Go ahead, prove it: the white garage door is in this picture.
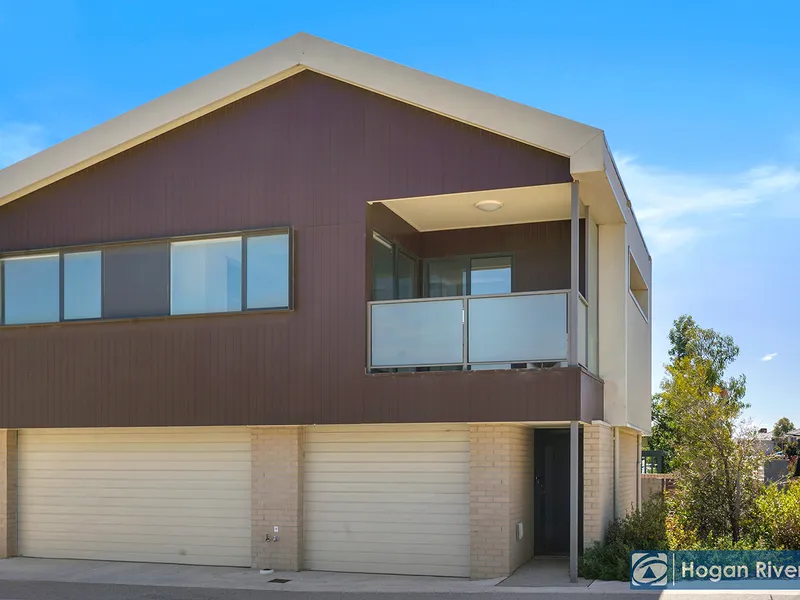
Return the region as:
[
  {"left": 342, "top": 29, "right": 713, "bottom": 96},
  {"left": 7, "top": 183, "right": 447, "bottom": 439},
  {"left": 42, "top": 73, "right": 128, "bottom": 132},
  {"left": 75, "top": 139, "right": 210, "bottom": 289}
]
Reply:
[
  {"left": 18, "top": 427, "right": 251, "bottom": 567},
  {"left": 304, "top": 424, "right": 470, "bottom": 577}
]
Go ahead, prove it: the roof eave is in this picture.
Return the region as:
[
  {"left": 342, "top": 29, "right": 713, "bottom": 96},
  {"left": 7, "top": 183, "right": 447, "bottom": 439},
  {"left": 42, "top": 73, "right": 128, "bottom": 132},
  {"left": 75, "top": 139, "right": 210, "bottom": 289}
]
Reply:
[{"left": 0, "top": 32, "right": 608, "bottom": 208}]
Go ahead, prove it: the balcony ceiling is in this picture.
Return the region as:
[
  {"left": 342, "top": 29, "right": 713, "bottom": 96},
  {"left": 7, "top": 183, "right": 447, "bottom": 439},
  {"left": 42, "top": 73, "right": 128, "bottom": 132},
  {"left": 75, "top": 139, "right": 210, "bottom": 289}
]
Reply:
[{"left": 378, "top": 183, "right": 574, "bottom": 232}]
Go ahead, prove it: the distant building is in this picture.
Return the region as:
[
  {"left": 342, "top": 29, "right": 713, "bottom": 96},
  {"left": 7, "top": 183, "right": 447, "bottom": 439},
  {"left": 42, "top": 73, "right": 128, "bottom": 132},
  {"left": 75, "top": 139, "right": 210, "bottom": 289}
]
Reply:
[{"left": 757, "top": 428, "right": 776, "bottom": 454}]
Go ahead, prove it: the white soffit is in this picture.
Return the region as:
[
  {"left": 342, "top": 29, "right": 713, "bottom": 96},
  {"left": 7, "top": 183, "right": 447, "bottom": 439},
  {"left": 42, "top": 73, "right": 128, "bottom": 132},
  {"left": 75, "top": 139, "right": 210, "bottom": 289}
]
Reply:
[
  {"left": 379, "top": 184, "right": 573, "bottom": 232},
  {"left": 0, "top": 33, "right": 608, "bottom": 206}
]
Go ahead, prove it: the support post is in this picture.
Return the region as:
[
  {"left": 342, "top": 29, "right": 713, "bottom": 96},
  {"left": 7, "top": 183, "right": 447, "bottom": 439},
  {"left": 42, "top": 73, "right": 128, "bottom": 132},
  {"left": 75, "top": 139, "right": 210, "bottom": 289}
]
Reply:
[
  {"left": 569, "top": 420, "right": 579, "bottom": 583},
  {"left": 568, "top": 181, "right": 580, "bottom": 365}
]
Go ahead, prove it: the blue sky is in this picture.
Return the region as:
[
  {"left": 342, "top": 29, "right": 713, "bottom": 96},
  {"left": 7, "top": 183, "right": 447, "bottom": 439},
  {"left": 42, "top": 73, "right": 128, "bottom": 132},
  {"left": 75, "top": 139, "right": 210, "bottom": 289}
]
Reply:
[{"left": 1, "top": 1, "right": 798, "bottom": 427}]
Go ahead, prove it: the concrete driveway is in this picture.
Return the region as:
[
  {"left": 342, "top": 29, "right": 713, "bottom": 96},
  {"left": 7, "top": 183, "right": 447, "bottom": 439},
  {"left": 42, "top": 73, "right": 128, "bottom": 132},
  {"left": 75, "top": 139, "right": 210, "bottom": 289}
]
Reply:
[{"left": 0, "top": 558, "right": 794, "bottom": 599}]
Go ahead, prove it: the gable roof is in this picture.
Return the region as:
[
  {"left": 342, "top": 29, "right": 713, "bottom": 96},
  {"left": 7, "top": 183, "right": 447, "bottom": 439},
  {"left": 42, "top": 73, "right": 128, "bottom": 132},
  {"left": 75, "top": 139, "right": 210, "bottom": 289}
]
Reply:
[{"left": 0, "top": 33, "right": 633, "bottom": 229}]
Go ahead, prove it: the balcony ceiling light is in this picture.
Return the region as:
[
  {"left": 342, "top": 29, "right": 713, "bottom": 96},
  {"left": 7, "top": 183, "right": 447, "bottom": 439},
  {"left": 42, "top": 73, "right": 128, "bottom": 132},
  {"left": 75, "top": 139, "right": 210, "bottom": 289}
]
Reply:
[{"left": 474, "top": 200, "right": 504, "bottom": 212}]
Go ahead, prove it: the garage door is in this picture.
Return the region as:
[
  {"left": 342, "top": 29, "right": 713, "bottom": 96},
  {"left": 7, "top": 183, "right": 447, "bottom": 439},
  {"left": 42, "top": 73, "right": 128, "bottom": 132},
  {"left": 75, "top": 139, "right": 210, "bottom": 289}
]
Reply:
[
  {"left": 304, "top": 424, "right": 470, "bottom": 577},
  {"left": 18, "top": 427, "right": 251, "bottom": 566}
]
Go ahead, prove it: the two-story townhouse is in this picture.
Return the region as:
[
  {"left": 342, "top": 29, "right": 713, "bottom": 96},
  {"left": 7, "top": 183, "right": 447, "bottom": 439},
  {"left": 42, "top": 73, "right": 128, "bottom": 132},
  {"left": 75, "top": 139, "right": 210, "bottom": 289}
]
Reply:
[{"left": 0, "top": 34, "right": 651, "bottom": 582}]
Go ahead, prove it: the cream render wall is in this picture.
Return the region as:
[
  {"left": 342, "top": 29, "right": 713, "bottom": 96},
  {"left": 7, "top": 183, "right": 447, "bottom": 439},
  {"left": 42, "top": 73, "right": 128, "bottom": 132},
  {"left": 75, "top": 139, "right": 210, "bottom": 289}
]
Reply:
[
  {"left": 598, "top": 222, "right": 628, "bottom": 426},
  {"left": 625, "top": 206, "right": 652, "bottom": 433},
  {"left": 626, "top": 292, "right": 652, "bottom": 433},
  {"left": 598, "top": 215, "right": 653, "bottom": 433}
]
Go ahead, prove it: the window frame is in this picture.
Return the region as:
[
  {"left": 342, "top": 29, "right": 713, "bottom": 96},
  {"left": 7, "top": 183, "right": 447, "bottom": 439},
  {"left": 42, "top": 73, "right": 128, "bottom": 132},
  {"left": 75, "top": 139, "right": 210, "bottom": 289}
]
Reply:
[
  {"left": 0, "top": 226, "right": 294, "bottom": 327},
  {"left": 61, "top": 249, "right": 104, "bottom": 322},
  {"left": 242, "top": 229, "right": 293, "bottom": 312},
  {"left": 370, "top": 231, "right": 420, "bottom": 301},
  {"left": 1, "top": 253, "right": 61, "bottom": 325},
  {"left": 423, "top": 252, "right": 514, "bottom": 298},
  {"left": 170, "top": 235, "right": 244, "bottom": 316}
]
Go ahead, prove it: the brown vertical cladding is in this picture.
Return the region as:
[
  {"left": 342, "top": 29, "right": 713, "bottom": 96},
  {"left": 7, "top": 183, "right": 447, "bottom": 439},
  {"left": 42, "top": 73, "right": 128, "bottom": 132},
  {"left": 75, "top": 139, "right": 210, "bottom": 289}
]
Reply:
[{"left": 0, "top": 70, "right": 601, "bottom": 429}]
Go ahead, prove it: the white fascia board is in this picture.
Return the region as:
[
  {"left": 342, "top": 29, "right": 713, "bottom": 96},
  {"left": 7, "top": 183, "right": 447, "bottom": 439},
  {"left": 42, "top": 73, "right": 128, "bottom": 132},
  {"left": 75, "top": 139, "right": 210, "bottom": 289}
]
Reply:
[
  {"left": 298, "top": 35, "right": 602, "bottom": 157},
  {"left": 0, "top": 33, "right": 605, "bottom": 206}
]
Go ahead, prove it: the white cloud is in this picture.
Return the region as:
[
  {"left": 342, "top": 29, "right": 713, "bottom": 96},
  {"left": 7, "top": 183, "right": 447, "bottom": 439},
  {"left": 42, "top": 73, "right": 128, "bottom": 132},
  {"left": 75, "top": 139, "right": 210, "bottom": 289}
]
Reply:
[
  {"left": 761, "top": 353, "right": 778, "bottom": 362},
  {"left": 617, "top": 156, "right": 800, "bottom": 254},
  {"left": 0, "top": 122, "right": 46, "bottom": 168}
]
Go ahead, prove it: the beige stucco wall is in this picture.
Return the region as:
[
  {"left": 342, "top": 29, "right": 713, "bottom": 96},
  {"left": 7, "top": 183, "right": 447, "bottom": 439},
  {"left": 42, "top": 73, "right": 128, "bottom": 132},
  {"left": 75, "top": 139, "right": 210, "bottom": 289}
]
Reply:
[
  {"left": 583, "top": 422, "right": 614, "bottom": 547},
  {"left": 626, "top": 291, "right": 652, "bottom": 432},
  {"left": 598, "top": 223, "right": 628, "bottom": 426},
  {"left": 598, "top": 213, "right": 653, "bottom": 434},
  {"left": 251, "top": 426, "right": 304, "bottom": 571},
  {"left": 0, "top": 430, "right": 17, "bottom": 558},
  {"left": 469, "top": 424, "right": 534, "bottom": 579}
]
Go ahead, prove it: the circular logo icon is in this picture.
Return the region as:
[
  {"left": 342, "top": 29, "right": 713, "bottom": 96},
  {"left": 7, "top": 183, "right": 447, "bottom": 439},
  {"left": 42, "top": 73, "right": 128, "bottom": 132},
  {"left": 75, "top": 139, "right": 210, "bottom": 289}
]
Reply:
[{"left": 631, "top": 552, "right": 668, "bottom": 587}]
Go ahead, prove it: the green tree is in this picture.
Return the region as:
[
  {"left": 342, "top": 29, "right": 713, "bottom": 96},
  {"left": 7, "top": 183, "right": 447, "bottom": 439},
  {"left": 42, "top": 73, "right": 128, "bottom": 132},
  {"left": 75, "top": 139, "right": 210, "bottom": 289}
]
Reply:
[
  {"left": 773, "top": 417, "right": 795, "bottom": 439},
  {"left": 654, "top": 316, "right": 760, "bottom": 543},
  {"left": 664, "top": 358, "right": 761, "bottom": 542},
  {"left": 649, "top": 315, "right": 747, "bottom": 472}
]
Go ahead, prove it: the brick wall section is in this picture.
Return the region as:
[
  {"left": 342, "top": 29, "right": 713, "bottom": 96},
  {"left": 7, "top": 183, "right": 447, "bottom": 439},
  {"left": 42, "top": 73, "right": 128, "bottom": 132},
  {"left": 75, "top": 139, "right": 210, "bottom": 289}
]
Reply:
[
  {"left": 616, "top": 429, "right": 640, "bottom": 518},
  {"left": 0, "top": 430, "right": 17, "bottom": 558},
  {"left": 583, "top": 422, "right": 613, "bottom": 548},
  {"left": 251, "top": 426, "right": 304, "bottom": 571},
  {"left": 469, "top": 424, "right": 533, "bottom": 579},
  {"left": 507, "top": 425, "right": 534, "bottom": 572}
]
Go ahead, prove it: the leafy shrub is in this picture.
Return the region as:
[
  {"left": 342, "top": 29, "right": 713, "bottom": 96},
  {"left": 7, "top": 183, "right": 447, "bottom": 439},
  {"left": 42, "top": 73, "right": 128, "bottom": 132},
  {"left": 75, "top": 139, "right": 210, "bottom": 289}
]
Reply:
[
  {"left": 754, "top": 480, "right": 800, "bottom": 549},
  {"left": 579, "top": 496, "right": 668, "bottom": 581}
]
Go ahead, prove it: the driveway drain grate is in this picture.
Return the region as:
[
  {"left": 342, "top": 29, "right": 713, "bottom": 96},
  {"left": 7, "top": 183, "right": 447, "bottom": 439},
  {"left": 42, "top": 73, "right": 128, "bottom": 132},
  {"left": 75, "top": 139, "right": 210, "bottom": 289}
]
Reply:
[{"left": 269, "top": 578, "right": 292, "bottom": 584}]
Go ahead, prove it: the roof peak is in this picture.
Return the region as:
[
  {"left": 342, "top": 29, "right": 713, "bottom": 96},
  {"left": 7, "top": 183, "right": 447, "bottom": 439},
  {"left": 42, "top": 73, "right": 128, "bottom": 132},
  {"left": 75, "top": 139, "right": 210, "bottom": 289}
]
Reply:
[{"left": 0, "top": 33, "right": 607, "bottom": 208}]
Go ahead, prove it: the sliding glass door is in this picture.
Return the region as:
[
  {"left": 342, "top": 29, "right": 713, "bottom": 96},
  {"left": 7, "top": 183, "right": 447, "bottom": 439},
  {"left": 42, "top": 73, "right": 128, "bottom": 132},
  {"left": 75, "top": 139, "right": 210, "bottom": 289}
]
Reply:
[
  {"left": 426, "top": 255, "right": 512, "bottom": 297},
  {"left": 371, "top": 232, "right": 419, "bottom": 301}
]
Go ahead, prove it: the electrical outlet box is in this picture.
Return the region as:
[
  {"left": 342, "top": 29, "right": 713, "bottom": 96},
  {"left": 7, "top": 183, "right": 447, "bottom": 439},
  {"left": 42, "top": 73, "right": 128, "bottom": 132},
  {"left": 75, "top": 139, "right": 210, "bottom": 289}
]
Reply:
[{"left": 274, "top": 526, "right": 279, "bottom": 533}]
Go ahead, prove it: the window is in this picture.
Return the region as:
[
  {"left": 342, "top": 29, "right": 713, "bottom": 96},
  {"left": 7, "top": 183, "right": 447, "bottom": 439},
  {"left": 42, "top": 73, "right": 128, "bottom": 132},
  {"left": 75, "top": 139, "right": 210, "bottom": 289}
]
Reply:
[
  {"left": 103, "top": 243, "right": 170, "bottom": 319},
  {"left": 171, "top": 237, "right": 242, "bottom": 315},
  {"left": 246, "top": 232, "right": 290, "bottom": 309},
  {"left": 371, "top": 232, "right": 419, "bottom": 301},
  {"left": 470, "top": 256, "right": 512, "bottom": 295},
  {"left": 63, "top": 251, "right": 102, "bottom": 320},
  {"left": 371, "top": 233, "right": 396, "bottom": 301},
  {"left": 0, "top": 227, "right": 293, "bottom": 326},
  {"left": 629, "top": 251, "right": 649, "bottom": 320},
  {"left": 2, "top": 254, "right": 60, "bottom": 324},
  {"left": 427, "top": 259, "right": 466, "bottom": 298},
  {"left": 426, "top": 255, "right": 512, "bottom": 297},
  {"left": 396, "top": 251, "right": 417, "bottom": 300}
]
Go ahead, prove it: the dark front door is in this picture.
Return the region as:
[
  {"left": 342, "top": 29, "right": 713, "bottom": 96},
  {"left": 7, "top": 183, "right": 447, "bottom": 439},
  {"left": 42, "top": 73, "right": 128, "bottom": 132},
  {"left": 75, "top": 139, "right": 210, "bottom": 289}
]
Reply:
[{"left": 534, "top": 428, "right": 582, "bottom": 555}]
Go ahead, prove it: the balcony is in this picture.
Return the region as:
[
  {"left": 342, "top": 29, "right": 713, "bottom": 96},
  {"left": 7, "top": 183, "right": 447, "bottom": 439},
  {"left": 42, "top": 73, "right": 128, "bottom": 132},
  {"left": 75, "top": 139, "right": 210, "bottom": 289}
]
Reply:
[{"left": 368, "top": 290, "right": 588, "bottom": 371}]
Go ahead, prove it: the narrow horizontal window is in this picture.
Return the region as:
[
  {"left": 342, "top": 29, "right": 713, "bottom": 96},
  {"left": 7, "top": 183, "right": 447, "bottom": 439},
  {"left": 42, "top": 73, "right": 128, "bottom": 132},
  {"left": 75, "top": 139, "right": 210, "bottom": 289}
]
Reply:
[
  {"left": 171, "top": 237, "right": 243, "bottom": 315},
  {"left": 3, "top": 254, "right": 60, "bottom": 324},
  {"left": 246, "top": 233, "right": 290, "bottom": 309},
  {"left": 0, "top": 227, "right": 291, "bottom": 326},
  {"left": 63, "top": 251, "right": 102, "bottom": 320}
]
